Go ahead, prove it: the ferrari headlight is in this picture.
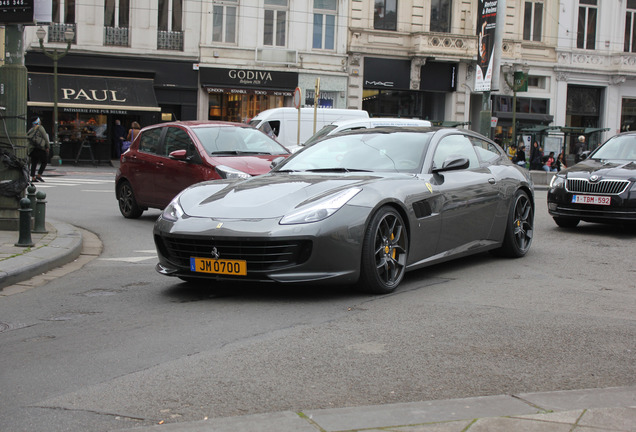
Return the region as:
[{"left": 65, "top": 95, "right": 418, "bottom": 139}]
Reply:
[
  {"left": 550, "top": 174, "right": 566, "bottom": 189},
  {"left": 280, "top": 188, "right": 362, "bottom": 225},
  {"left": 162, "top": 197, "right": 184, "bottom": 222},
  {"left": 216, "top": 165, "right": 251, "bottom": 179}
]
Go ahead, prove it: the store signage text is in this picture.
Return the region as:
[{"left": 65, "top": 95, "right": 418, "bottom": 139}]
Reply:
[
  {"left": 365, "top": 80, "right": 394, "bottom": 87},
  {"left": 206, "top": 87, "right": 292, "bottom": 96},
  {"left": 228, "top": 69, "right": 273, "bottom": 86},
  {"left": 62, "top": 107, "right": 128, "bottom": 114},
  {"left": 61, "top": 88, "right": 127, "bottom": 103}
]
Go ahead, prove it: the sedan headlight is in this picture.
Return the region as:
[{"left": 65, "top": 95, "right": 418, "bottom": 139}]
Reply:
[
  {"left": 216, "top": 165, "right": 251, "bottom": 179},
  {"left": 280, "top": 188, "right": 362, "bottom": 225},
  {"left": 162, "top": 197, "right": 184, "bottom": 222},
  {"left": 550, "top": 174, "right": 566, "bottom": 189}
]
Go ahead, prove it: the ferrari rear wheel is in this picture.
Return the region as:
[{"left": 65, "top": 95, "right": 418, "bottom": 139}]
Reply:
[
  {"left": 358, "top": 206, "right": 408, "bottom": 294},
  {"left": 117, "top": 180, "right": 143, "bottom": 219},
  {"left": 553, "top": 216, "right": 580, "bottom": 228},
  {"left": 493, "top": 189, "right": 533, "bottom": 258}
]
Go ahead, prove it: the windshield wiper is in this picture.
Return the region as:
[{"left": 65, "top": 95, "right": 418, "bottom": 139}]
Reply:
[
  {"left": 210, "top": 150, "right": 271, "bottom": 156},
  {"left": 304, "top": 167, "right": 372, "bottom": 173}
]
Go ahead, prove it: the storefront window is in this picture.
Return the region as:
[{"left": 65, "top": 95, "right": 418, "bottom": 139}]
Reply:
[
  {"left": 305, "top": 90, "right": 336, "bottom": 108},
  {"left": 621, "top": 98, "right": 636, "bottom": 132},
  {"left": 208, "top": 92, "right": 285, "bottom": 123}
]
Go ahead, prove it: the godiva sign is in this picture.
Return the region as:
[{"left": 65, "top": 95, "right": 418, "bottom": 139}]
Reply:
[{"left": 200, "top": 67, "right": 298, "bottom": 90}]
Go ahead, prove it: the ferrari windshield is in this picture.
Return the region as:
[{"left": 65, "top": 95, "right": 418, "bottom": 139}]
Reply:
[
  {"left": 591, "top": 135, "right": 636, "bottom": 161},
  {"left": 193, "top": 126, "right": 288, "bottom": 155},
  {"left": 276, "top": 131, "right": 432, "bottom": 173}
]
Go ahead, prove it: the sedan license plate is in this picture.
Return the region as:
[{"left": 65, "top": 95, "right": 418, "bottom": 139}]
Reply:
[
  {"left": 190, "top": 257, "right": 247, "bottom": 276},
  {"left": 572, "top": 195, "right": 611, "bottom": 206}
]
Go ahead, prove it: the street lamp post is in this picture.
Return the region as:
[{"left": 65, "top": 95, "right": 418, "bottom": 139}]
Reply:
[
  {"left": 36, "top": 26, "right": 74, "bottom": 166},
  {"left": 502, "top": 63, "right": 529, "bottom": 147}
]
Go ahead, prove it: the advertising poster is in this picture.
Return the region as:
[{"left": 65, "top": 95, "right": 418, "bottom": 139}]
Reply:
[{"left": 475, "top": 0, "right": 498, "bottom": 92}]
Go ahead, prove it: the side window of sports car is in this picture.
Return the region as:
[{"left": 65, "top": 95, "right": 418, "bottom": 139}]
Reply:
[
  {"left": 138, "top": 128, "right": 163, "bottom": 155},
  {"left": 470, "top": 137, "right": 502, "bottom": 163},
  {"left": 164, "top": 127, "right": 193, "bottom": 156},
  {"left": 432, "top": 135, "right": 479, "bottom": 170}
]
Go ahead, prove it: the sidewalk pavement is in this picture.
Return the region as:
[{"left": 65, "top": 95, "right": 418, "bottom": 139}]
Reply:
[
  {"left": 2, "top": 170, "right": 633, "bottom": 432},
  {"left": 119, "top": 386, "right": 635, "bottom": 432}
]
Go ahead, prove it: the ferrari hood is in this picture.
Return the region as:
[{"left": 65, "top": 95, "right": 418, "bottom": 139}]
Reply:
[
  {"left": 563, "top": 159, "right": 636, "bottom": 181},
  {"left": 178, "top": 172, "right": 389, "bottom": 219}
]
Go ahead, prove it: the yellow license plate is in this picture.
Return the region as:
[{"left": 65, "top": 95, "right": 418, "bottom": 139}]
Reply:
[{"left": 190, "top": 257, "right": 247, "bottom": 276}]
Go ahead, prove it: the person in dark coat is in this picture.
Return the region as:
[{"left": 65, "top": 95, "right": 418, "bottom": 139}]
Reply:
[
  {"left": 514, "top": 145, "right": 527, "bottom": 167},
  {"left": 113, "top": 119, "right": 127, "bottom": 158},
  {"left": 529, "top": 141, "right": 543, "bottom": 170},
  {"left": 26, "top": 116, "right": 50, "bottom": 183}
]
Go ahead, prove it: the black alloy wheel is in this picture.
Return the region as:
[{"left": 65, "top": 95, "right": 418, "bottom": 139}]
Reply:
[
  {"left": 358, "top": 206, "right": 408, "bottom": 294},
  {"left": 493, "top": 189, "right": 534, "bottom": 257},
  {"left": 117, "top": 180, "right": 143, "bottom": 219}
]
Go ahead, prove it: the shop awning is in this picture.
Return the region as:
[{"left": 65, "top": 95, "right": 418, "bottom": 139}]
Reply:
[
  {"left": 27, "top": 73, "right": 161, "bottom": 112},
  {"left": 493, "top": 112, "right": 554, "bottom": 123},
  {"left": 559, "top": 127, "right": 610, "bottom": 135},
  {"left": 519, "top": 126, "right": 561, "bottom": 134}
]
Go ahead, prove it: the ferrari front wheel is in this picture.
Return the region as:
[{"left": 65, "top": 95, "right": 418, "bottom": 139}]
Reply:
[
  {"left": 493, "top": 189, "right": 533, "bottom": 258},
  {"left": 358, "top": 206, "right": 408, "bottom": 294}
]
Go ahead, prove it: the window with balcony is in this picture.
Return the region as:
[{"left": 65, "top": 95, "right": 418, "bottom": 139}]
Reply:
[
  {"left": 50, "top": 0, "right": 76, "bottom": 43},
  {"left": 313, "top": 0, "right": 336, "bottom": 50},
  {"left": 374, "top": 0, "right": 397, "bottom": 31},
  {"left": 577, "top": 0, "right": 597, "bottom": 50},
  {"left": 213, "top": 0, "right": 237, "bottom": 43},
  {"left": 264, "top": 0, "right": 287, "bottom": 46},
  {"left": 430, "top": 0, "right": 451, "bottom": 33},
  {"left": 625, "top": 0, "right": 636, "bottom": 52},
  {"left": 158, "top": 0, "right": 184, "bottom": 50},
  {"left": 104, "top": 0, "right": 129, "bottom": 46},
  {"left": 523, "top": 1, "right": 543, "bottom": 41}
]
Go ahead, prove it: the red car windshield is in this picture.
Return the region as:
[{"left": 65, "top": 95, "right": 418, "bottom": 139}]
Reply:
[{"left": 192, "top": 126, "right": 289, "bottom": 156}]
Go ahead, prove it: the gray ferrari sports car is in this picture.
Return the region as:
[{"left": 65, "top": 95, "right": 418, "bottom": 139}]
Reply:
[{"left": 154, "top": 127, "right": 534, "bottom": 294}]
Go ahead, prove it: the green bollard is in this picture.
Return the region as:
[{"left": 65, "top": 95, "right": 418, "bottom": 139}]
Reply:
[
  {"left": 15, "top": 198, "right": 34, "bottom": 247},
  {"left": 27, "top": 184, "right": 37, "bottom": 213},
  {"left": 33, "top": 191, "right": 48, "bottom": 234}
]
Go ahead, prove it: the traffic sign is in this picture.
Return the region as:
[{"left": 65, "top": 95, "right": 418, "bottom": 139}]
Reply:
[{"left": 293, "top": 87, "right": 301, "bottom": 109}]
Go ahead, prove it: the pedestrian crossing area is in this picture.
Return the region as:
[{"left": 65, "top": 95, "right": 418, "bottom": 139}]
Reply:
[{"left": 32, "top": 177, "right": 115, "bottom": 190}]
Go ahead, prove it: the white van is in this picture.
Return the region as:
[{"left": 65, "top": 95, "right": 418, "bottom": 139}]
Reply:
[
  {"left": 248, "top": 108, "right": 369, "bottom": 151},
  {"left": 302, "top": 117, "right": 433, "bottom": 148}
]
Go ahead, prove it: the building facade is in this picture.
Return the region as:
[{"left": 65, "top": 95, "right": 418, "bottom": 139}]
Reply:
[
  {"left": 196, "top": 0, "right": 351, "bottom": 123},
  {"left": 16, "top": 0, "right": 636, "bottom": 163},
  {"left": 24, "top": 0, "right": 200, "bottom": 162}
]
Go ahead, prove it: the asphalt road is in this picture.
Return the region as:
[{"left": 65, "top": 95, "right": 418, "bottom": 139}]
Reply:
[{"left": 0, "top": 167, "right": 634, "bottom": 432}]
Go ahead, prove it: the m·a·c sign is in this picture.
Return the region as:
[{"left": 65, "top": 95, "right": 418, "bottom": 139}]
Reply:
[{"left": 0, "top": 0, "right": 35, "bottom": 24}]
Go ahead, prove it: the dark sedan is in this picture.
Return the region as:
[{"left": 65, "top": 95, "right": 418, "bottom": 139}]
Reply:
[
  {"left": 153, "top": 127, "right": 534, "bottom": 294},
  {"left": 115, "top": 121, "right": 290, "bottom": 218},
  {"left": 547, "top": 132, "right": 636, "bottom": 228}
]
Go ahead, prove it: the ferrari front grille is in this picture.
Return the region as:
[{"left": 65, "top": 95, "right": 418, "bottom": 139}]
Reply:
[
  {"left": 157, "top": 235, "right": 312, "bottom": 272},
  {"left": 566, "top": 179, "right": 630, "bottom": 195}
]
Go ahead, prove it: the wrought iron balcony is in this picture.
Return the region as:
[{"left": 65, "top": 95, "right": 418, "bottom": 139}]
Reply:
[
  {"left": 104, "top": 26, "right": 129, "bottom": 46},
  {"left": 157, "top": 30, "right": 184, "bottom": 51},
  {"left": 47, "top": 23, "right": 77, "bottom": 44}
]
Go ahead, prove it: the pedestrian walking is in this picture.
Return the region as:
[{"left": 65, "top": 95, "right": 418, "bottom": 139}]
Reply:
[
  {"left": 113, "top": 119, "right": 127, "bottom": 158},
  {"left": 123, "top": 121, "right": 141, "bottom": 152},
  {"left": 26, "top": 116, "right": 50, "bottom": 183}
]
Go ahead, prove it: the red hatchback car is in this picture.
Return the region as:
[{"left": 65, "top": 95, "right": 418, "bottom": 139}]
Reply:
[{"left": 115, "top": 121, "right": 290, "bottom": 218}]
